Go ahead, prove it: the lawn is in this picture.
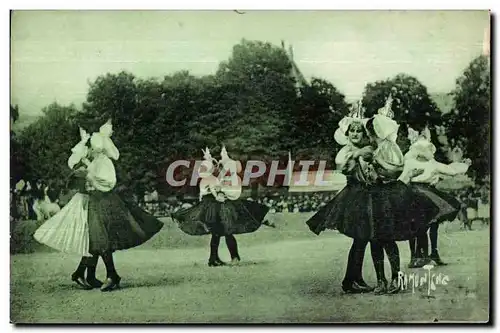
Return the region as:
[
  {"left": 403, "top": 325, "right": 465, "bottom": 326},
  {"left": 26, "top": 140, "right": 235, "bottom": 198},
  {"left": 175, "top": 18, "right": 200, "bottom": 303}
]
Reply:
[{"left": 10, "top": 213, "right": 490, "bottom": 323}]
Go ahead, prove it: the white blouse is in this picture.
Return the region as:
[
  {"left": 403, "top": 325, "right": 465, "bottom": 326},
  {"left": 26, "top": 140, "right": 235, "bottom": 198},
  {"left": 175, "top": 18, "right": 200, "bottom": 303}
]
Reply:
[{"left": 86, "top": 153, "right": 117, "bottom": 192}]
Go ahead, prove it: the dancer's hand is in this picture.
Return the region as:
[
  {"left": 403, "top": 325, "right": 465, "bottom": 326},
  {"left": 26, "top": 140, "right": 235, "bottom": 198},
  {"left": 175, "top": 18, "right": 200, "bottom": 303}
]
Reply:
[
  {"left": 430, "top": 175, "right": 440, "bottom": 186},
  {"left": 462, "top": 158, "right": 472, "bottom": 166},
  {"left": 354, "top": 146, "right": 373, "bottom": 160},
  {"left": 74, "top": 166, "right": 88, "bottom": 178},
  {"left": 409, "top": 168, "right": 425, "bottom": 178},
  {"left": 215, "top": 193, "right": 226, "bottom": 202}
]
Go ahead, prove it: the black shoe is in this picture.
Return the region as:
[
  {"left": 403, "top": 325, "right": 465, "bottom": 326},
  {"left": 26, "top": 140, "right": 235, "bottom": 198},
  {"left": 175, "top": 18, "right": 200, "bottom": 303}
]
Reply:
[
  {"left": 374, "top": 279, "right": 388, "bottom": 295},
  {"left": 430, "top": 250, "right": 448, "bottom": 266},
  {"left": 263, "top": 220, "right": 276, "bottom": 228},
  {"left": 100, "top": 275, "right": 121, "bottom": 292},
  {"left": 414, "top": 257, "right": 432, "bottom": 268},
  {"left": 86, "top": 277, "right": 104, "bottom": 288},
  {"left": 230, "top": 254, "right": 241, "bottom": 265},
  {"left": 341, "top": 281, "right": 364, "bottom": 294},
  {"left": 71, "top": 273, "right": 93, "bottom": 290},
  {"left": 387, "top": 278, "right": 401, "bottom": 294},
  {"left": 208, "top": 258, "right": 226, "bottom": 267},
  {"left": 408, "top": 258, "right": 419, "bottom": 268},
  {"left": 355, "top": 280, "right": 375, "bottom": 292}
]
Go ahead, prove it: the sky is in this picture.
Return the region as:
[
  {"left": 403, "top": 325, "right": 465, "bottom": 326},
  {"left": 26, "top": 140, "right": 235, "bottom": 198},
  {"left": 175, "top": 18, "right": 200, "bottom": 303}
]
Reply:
[{"left": 11, "top": 10, "right": 490, "bottom": 120}]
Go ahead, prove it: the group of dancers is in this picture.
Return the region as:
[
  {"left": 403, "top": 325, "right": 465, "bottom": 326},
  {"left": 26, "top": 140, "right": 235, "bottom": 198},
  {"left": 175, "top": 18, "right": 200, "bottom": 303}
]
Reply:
[
  {"left": 307, "top": 95, "right": 470, "bottom": 294},
  {"left": 33, "top": 94, "right": 471, "bottom": 294}
]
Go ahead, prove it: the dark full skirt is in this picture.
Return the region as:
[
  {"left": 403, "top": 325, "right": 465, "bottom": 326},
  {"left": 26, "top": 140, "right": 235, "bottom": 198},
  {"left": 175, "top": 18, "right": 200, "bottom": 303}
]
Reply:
[
  {"left": 87, "top": 191, "right": 164, "bottom": 254},
  {"left": 410, "top": 183, "right": 461, "bottom": 224},
  {"left": 306, "top": 180, "right": 439, "bottom": 241},
  {"left": 171, "top": 196, "right": 270, "bottom": 236}
]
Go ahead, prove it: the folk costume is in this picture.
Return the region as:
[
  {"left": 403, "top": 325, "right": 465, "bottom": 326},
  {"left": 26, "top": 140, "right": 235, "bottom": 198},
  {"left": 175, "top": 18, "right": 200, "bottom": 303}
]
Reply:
[
  {"left": 171, "top": 147, "right": 269, "bottom": 266},
  {"left": 403, "top": 127, "right": 471, "bottom": 268},
  {"left": 306, "top": 95, "right": 438, "bottom": 294},
  {"left": 306, "top": 103, "right": 377, "bottom": 293},
  {"left": 34, "top": 121, "right": 164, "bottom": 291}
]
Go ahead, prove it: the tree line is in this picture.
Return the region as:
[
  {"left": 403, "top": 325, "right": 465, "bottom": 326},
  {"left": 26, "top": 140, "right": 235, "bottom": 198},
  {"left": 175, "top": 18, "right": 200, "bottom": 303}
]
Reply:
[{"left": 10, "top": 39, "right": 491, "bottom": 199}]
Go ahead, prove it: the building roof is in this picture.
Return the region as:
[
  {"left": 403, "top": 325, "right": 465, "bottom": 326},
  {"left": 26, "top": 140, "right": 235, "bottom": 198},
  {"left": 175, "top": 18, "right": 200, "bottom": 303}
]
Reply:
[{"left": 288, "top": 170, "right": 346, "bottom": 192}]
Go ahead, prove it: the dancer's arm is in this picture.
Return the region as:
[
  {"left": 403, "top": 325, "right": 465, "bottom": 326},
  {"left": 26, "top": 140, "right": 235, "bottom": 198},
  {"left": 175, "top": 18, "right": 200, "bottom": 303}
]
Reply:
[
  {"left": 336, "top": 146, "right": 373, "bottom": 174},
  {"left": 433, "top": 160, "right": 470, "bottom": 176},
  {"left": 397, "top": 167, "right": 424, "bottom": 184}
]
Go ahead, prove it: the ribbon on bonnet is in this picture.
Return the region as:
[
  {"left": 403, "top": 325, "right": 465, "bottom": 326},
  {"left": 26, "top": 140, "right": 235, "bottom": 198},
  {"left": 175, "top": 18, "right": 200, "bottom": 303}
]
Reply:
[
  {"left": 67, "top": 127, "right": 91, "bottom": 170},
  {"left": 370, "top": 94, "right": 399, "bottom": 143}
]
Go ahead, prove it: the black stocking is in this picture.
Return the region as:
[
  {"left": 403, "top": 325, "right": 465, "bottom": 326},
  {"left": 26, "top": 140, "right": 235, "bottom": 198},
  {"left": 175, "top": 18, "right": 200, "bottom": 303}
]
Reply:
[
  {"left": 209, "top": 234, "right": 221, "bottom": 261},
  {"left": 86, "top": 255, "right": 99, "bottom": 280},
  {"left": 429, "top": 223, "right": 439, "bottom": 251},
  {"left": 408, "top": 237, "right": 417, "bottom": 259},
  {"left": 74, "top": 257, "right": 88, "bottom": 276},
  {"left": 370, "top": 241, "right": 386, "bottom": 282},
  {"left": 417, "top": 232, "right": 429, "bottom": 258},
  {"left": 383, "top": 241, "right": 400, "bottom": 280},
  {"left": 343, "top": 239, "right": 358, "bottom": 284},
  {"left": 225, "top": 234, "right": 240, "bottom": 260},
  {"left": 352, "top": 239, "right": 369, "bottom": 283},
  {"left": 101, "top": 251, "right": 118, "bottom": 279}
]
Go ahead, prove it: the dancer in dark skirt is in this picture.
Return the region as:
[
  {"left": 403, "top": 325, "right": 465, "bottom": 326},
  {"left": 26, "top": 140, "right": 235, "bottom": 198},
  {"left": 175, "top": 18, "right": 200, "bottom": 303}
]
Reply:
[
  {"left": 307, "top": 106, "right": 377, "bottom": 293},
  {"left": 306, "top": 96, "right": 438, "bottom": 294},
  {"left": 35, "top": 121, "right": 164, "bottom": 292},
  {"left": 35, "top": 127, "right": 102, "bottom": 290},
  {"left": 361, "top": 100, "right": 440, "bottom": 294},
  {"left": 84, "top": 120, "right": 164, "bottom": 291},
  {"left": 403, "top": 127, "right": 471, "bottom": 268},
  {"left": 171, "top": 147, "right": 269, "bottom": 266}
]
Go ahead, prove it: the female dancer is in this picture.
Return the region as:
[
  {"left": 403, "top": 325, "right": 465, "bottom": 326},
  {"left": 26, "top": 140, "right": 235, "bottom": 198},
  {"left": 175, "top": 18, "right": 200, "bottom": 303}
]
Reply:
[
  {"left": 403, "top": 127, "right": 471, "bottom": 268},
  {"left": 307, "top": 105, "right": 377, "bottom": 293},
  {"left": 35, "top": 127, "right": 100, "bottom": 289},
  {"left": 306, "top": 96, "right": 437, "bottom": 294},
  {"left": 171, "top": 146, "right": 269, "bottom": 267},
  {"left": 35, "top": 120, "right": 164, "bottom": 291}
]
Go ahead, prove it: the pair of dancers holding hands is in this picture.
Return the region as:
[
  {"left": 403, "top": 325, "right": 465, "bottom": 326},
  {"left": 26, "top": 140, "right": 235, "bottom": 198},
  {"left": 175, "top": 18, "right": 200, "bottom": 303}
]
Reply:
[{"left": 306, "top": 95, "right": 470, "bottom": 294}]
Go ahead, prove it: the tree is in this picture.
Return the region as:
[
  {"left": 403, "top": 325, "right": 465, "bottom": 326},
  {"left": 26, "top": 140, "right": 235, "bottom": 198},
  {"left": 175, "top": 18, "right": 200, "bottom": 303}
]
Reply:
[
  {"left": 447, "top": 55, "right": 490, "bottom": 179},
  {"left": 290, "top": 78, "right": 350, "bottom": 164},
  {"left": 10, "top": 105, "right": 24, "bottom": 188},
  {"left": 80, "top": 71, "right": 157, "bottom": 197},
  {"left": 17, "top": 103, "right": 80, "bottom": 190},
  {"left": 213, "top": 39, "right": 298, "bottom": 159},
  {"left": 10, "top": 104, "right": 19, "bottom": 124},
  {"left": 361, "top": 74, "right": 444, "bottom": 157}
]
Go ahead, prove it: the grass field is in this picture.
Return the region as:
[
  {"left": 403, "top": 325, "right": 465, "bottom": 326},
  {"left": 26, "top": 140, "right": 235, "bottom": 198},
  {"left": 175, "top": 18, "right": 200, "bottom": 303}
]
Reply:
[{"left": 10, "top": 213, "right": 490, "bottom": 323}]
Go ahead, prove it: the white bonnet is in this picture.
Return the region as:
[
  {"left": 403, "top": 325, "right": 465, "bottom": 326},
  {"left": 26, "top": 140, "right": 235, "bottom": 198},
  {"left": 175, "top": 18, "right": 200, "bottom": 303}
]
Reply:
[{"left": 90, "top": 119, "right": 119, "bottom": 160}]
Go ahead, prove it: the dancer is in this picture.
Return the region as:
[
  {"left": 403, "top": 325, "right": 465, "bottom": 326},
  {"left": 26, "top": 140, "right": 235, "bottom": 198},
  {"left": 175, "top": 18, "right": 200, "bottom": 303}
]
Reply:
[
  {"left": 35, "top": 127, "right": 101, "bottom": 289},
  {"left": 171, "top": 146, "right": 269, "bottom": 267},
  {"left": 306, "top": 95, "right": 437, "bottom": 295},
  {"left": 307, "top": 103, "right": 377, "bottom": 293},
  {"left": 403, "top": 127, "right": 471, "bottom": 268},
  {"left": 35, "top": 120, "right": 164, "bottom": 291},
  {"left": 361, "top": 97, "right": 439, "bottom": 294}
]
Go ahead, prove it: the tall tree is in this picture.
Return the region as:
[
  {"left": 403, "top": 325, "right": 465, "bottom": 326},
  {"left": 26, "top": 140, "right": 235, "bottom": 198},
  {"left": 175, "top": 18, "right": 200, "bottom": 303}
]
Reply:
[
  {"left": 291, "top": 78, "right": 350, "bottom": 164},
  {"left": 17, "top": 103, "right": 79, "bottom": 190},
  {"left": 213, "top": 39, "right": 298, "bottom": 159},
  {"left": 10, "top": 105, "right": 24, "bottom": 187},
  {"left": 361, "top": 74, "right": 444, "bottom": 157},
  {"left": 447, "top": 55, "right": 490, "bottom": 179}
]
